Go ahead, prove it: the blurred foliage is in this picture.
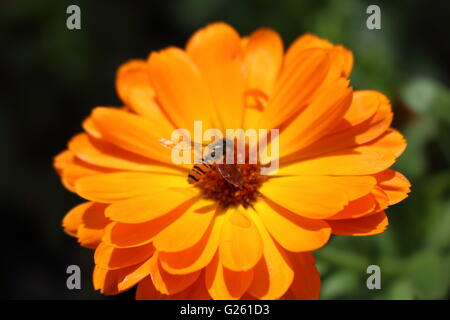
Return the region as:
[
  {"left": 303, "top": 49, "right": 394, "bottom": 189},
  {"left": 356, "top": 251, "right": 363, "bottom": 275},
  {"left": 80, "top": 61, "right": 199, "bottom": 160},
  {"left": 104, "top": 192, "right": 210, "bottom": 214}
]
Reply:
[{"left": 1, "top": 0, "right": 449, "bottom": 299}]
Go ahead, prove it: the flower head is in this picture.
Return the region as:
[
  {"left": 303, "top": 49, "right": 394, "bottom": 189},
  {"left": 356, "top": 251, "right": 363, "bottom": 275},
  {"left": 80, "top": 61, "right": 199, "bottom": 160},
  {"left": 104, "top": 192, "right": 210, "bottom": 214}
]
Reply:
[{"left": 55, "top": 22, "right": 410, "bottom": 300}]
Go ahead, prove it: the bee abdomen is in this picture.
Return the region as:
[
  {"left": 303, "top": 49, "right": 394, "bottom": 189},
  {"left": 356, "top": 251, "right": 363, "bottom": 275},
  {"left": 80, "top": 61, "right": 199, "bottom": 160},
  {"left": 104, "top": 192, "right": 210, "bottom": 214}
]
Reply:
[{"left": 187, "top": 161, "right": 211, "bottom": 184}]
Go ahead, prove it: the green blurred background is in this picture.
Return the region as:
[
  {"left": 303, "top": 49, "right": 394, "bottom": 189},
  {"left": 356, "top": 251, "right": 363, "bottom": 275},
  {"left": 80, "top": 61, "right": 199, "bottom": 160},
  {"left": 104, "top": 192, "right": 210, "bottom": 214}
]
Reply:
[{"left": 1, "top": 0, "right": 449, "bottom": 299}]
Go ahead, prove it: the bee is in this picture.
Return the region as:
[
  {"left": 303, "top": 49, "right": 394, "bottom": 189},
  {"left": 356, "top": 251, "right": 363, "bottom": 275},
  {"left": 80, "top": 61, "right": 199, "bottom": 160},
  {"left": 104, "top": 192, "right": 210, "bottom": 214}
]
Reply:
[{"left": 158, "top": 137, "right": 243, "bottom": 187}]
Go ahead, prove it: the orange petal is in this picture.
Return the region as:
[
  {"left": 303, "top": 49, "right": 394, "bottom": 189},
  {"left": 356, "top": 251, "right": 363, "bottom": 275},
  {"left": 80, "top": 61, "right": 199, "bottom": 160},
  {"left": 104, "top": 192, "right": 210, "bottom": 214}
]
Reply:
[
  {"left": 326, "top": 45, "right": 353, "bottom": 79},
  {"left": 244, "top": 28, "right": 283, "bottom": 94},
  {"left": 159, "top": 214, "right": 225, "bottom": 275},
  {"left": 327, "top": 211, "right": 389, "bottom": 236},
  {"left": 94, "top": 242, "right": 155, "bottom": 270},
  {"left": 93, "top": 266, "right": 122, "bottom": 295},
  {"left": 284, "top": 252, "right": 320, "bottom": 300},
  {"left": 147, "top": 47, "right": 216, "bottom": 131},
  {"left": 82, "top": 117, "right": 102, "bottom": 139},
  {"left": 219, "top": 207, "right": 263, "bottom": 271},
  {"left": 277, "top": 144, "right": 396, "bottom": 176},
  {"left": 93, "top": 263, "right": 145, "bottom": 295},
  {"left": 279, "top": 78, "right": 353, "bottom": 156},
  {"left": 54, "top": 149, "right": 73, "bottom": 175},
  {"left": 285, "top": 33, "right": 333, "bottom": 66},
  {"left": 260, "top": 176, "right": 376, "bottom": 219},
  {"left": 105, "top": 189, "right": 199, "bottom": 223},
  {"left": 136, "top": 272, "right": 210, "bottom": 300},
  {"left": 247, "top": 211, "right": 293, "bottom": 299},
  {"left": 186, "top": 22, "right": 246, "bottom": 130},
  {"left": 117, "top": 258, "right": 153, "bottom": 292},
  {"left": 255, "top": 198, "right": 331, "bottom": 252},
  {"left": 205, "top": 253, "right": 254, "bottom": 300},
  {"left": 259, "top": 48, "right": 330, "bottom": 129},
  {"left": 283, "top": 90, "right": 393, "bottom": 162},
  {"left": 338, "top": 90, "right": 384, "bottom": 129},
  {"left": 102, "top": 205, "right": 184, "bottom": 248},
  {"left": 285, "top": 33, "right": 352, "bottom": 79},
  {"left": 135, "top": 276, "right": 165, "bottom": 300},
  {"left": 149, "top": 252, "right": 201, "bottom": 295},
  {"left": 62, "top": 201, "right": 88, "bottom": 237},
  {"left": 115, "top": 59, "right": 174, "bottom": 137},
  {"left": 60, "top": 156, "right": 115, "bottom": 192},
  {"left": 77, "top": 202, "right": 110, "bottom": 249},
  {"left": 90, "top": 107, "right": 174, "bottom": 164},
  {"left": 375, "top": 169, "right": 411, "bottom": 205},
  {"left": 69, "top": 133, "right": 185, "bottom": 174},
  {"left": 326, "top": 193, "right": 378, "bottom": 220},
  {"left": 369, "top": 129, "right": 407, "bottom": 158},
  {"left": 74, "top": 172, "right": 188, "bottom": 203},
  {"left": 153, "top": 199, "right": 217, "bottom": 252}
]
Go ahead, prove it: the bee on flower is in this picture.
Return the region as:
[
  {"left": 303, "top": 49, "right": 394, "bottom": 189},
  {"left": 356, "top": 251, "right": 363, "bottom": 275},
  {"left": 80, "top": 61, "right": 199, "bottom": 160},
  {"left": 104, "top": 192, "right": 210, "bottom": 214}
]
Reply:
[{"left": 54, "top": 22, "right": 410, "bottom": 300}]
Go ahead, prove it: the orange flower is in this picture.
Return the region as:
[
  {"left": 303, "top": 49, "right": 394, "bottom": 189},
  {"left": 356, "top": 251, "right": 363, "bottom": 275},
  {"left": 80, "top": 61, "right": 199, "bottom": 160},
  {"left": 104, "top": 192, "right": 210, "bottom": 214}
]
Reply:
[{"left": 54, "top": 22, "right": 410, "bottom": 300}]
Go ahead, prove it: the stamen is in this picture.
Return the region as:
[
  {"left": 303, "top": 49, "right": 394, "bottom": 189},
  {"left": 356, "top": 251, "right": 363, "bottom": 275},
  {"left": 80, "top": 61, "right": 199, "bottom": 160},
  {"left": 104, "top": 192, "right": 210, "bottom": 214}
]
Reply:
[{"left": 195, "top": 163, "right": 267, "bottom": 208}]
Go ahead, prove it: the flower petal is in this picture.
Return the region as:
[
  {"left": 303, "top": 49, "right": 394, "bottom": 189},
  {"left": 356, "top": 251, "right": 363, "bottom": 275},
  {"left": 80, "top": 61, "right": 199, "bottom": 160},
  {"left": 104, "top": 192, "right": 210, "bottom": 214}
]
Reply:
[
  {"left": 136, "top": 273, "right": 210, "bottom": 300},
  {"left": 279, "top": 78, "right": 352, "bottom": 157},
  {"left": 186, "top": 22, "right": 246, "bottom": 130},
  {"left": 283, "top": 252, "right": 320, "bottom": 300},
  {"left": 370, "top": 129, "right": 407, "bottom": 158},
  {"left": 69, "top": 133, "right": 185, "bottom": 174},
  {"left": 116, "top": 59, "right": 174, "bottom": 137},
  {"left": 159, "top": 214, "right": 225, "bottom": 275},
  {"left": 90, "top": 107, "right": 174, "bottom": 164},
  {"left": 219, "top": 208, "right": 263, "bottom": 271},
  {"left": 62, "top": 201, "right": 88, "bottom": 237},
  {"left": 147, "top": 47, "right": 216, "bottom": 131},
  {"left": 244, "top": 28, "right": 283, "bottom": 94},
  {"left": 326, "top": 193, "right": 377, "bottom": 220},
  {"left": 102, "top": 204, "right": 185, "bottom": 248},
  {"left": 117, "top": 258, "right": 153, "bottom": 292},
  {"left": 285, "top": 33, "right": 333, "bottom": 66},
  {"left": 77, "top": 202, "right": 110, "bottom": 249},
  {"left": 375, "top": 169, "right": 411, "bottom": 205},
  {"left": 285, "top": 33, "right": 352, "bottom": 79},
  {"left": 255, "top": 198, "right": 331, "bottom": 252},
  {"left": 94, "top": 242, "right": 155, "bottom": 270},
  {"left": 153, "top": 199, "right": 217, "bottom": 252},
  {"left": 59, "top": 155, "right": 115, "bottom": 192},
  {"left": 247, "top": 211, "right": 293, "bottom": 300},
  {"left": 74, "top": 172, "right": 188, "bottom": 203},
  {"left": 277, "top": 144, "right": 396, "bottom": 176},
  {"left": 282, "top": 90, "right": 393, "bottom": 162},
  {"left": 338, "top": 90, "right": 384, "bottom": 129},
  {"left": 258, "top": 48, "right": 330, "bottom": 129},
  {"left": 260, "top": 176, "right": 376, "bottom": 219},
  {"left": 148, "top": 252, "right": 201, "bottom": 295},
  {"left": 105, "top": 189, "right": 199, "bottom": 223},
  {"left": 205, "top": 253, "right": 254, "bottom": 300},
  {"left": 326, "top": 211, "right": 389, "bottom": 236}
]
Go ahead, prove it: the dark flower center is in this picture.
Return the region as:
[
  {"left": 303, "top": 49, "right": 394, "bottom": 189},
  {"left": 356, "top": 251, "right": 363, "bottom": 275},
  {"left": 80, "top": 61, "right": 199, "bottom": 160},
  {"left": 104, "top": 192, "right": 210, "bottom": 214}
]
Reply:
[{"left": 195, "top": 163, "right": 267, "bottom": 208}]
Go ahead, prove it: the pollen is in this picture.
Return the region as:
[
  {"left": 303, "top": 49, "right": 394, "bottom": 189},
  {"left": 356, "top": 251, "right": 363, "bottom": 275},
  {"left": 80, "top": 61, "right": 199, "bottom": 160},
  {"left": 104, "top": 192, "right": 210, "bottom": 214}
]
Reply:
[{"left": 195, "top": 163, "right": 268, "bottom": 208}]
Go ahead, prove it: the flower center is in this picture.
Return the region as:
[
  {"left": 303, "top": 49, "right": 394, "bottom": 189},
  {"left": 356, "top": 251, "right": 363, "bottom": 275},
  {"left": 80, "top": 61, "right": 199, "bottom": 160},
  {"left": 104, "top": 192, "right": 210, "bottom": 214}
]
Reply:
[{"left": 195, "top": 163, "right": 267, "bottom": 208}]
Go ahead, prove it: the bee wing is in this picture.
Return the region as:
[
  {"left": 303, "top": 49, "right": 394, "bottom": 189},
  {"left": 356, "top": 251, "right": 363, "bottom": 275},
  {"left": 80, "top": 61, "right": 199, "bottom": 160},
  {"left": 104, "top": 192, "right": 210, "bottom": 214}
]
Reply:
[
  {"left": 217, "top": 164, "right": 242, "bottom": 187},
  {"left": 158, "top": 138, "right": 197, "bottom": 150},
  {"left": 159, "top": 137, "right": 210, "bottom": 162}
]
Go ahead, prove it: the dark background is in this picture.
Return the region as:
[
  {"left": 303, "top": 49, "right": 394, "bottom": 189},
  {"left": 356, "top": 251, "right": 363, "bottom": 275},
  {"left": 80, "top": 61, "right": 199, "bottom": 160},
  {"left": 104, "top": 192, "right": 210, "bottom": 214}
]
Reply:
[{"left": 1, "top": 0, "right": 449, "bottom": 299}]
